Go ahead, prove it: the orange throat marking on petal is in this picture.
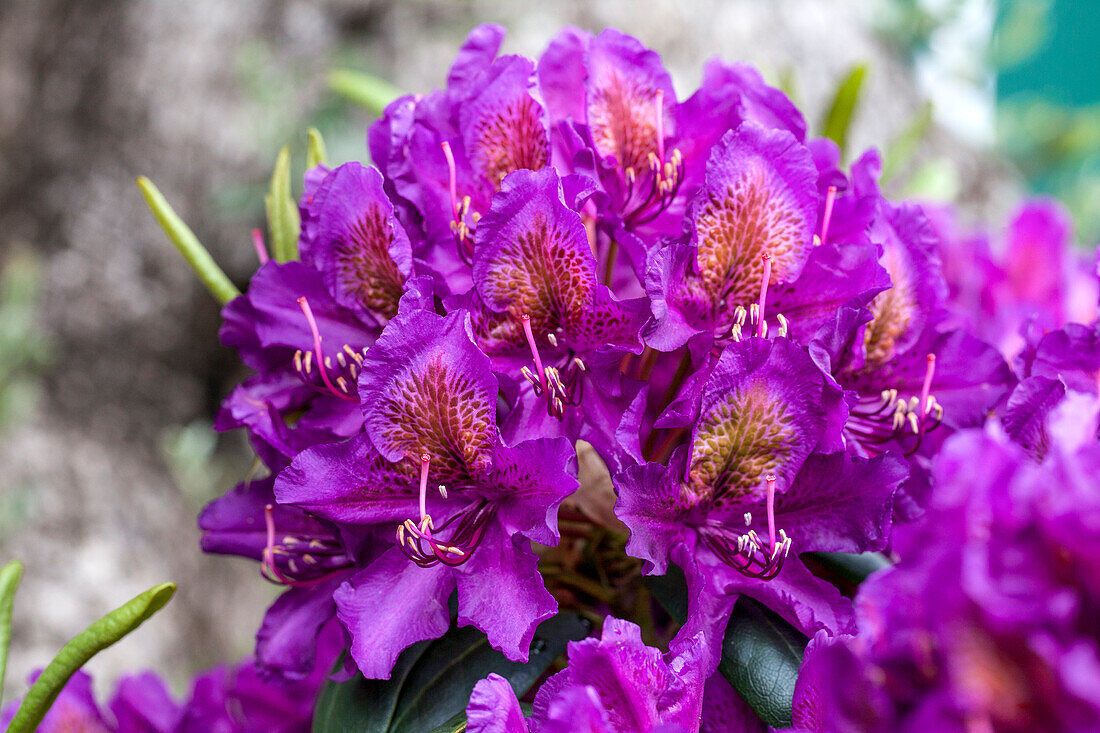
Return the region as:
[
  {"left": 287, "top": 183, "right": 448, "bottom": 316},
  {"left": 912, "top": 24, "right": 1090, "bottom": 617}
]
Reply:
[{"left": 694, "top": 167, "right": 806, "bottom": 309}]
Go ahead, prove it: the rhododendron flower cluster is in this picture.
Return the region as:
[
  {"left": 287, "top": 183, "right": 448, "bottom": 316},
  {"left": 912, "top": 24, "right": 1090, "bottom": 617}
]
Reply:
[{"left": 15, "top": 20, "right": 1090, "bottom": 733}]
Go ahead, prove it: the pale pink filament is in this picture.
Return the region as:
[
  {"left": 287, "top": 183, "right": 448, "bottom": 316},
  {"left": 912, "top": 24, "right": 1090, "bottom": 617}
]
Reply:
[
  {"left": 654, "top": 90, "right": 666, "bottom": 165},
  {"left": 756, "top": 253, "right": 772, "bottom": 338},
  {"left": 520, "top": 314, "right": 548, "bottom": 395},
  {"left": 919, "top": 353, "right": 936, "bottom": 428},
  {"left": 297, "top": 296, "right": 355, "bottom": 402},
  {"left": 821, "top": 185, "right": 837, "bottom": 244},
  {"left": 417, "top": 453, "right": 431, "bottom": 521},
  {"left": 441, "top": 141, "right": 460, "bottom": 221},
  {"left": 765, "top": 474, "right": 778, "bottom": 549}
]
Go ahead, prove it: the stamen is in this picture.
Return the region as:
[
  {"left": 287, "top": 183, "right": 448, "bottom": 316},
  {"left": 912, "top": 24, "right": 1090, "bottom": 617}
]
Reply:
[
  {"left": 260, "top": 504, "right": 350, "bottom": 587},
  {"left": 654, "top": 90, "right": 666, "bottom": 165},
  {"left": 765, "top": 474, "right": 777, "bottom": 550},
  {"left": 417, "top": 453, "right": 431, "bottom": 521},
  {"left": 297, "top": 296, "right": 357, "bottom": 402},
  {"left": 756, "top": 253, "right": 772, "bottom": 338},
  {"left": 520, "top": 314, "right": 548, "bottom": 396},
  {"left": 251, "top": 228, "right": 269, "bottom": 265},
  {"left": 919, "top": 354, "right": 936, "bottom": 423},
  {"left": 441, "top": 141, "right": 460, "bottom": 221},
  {"left": 821, "top": 185, "right": 837, "bottom": 244}
]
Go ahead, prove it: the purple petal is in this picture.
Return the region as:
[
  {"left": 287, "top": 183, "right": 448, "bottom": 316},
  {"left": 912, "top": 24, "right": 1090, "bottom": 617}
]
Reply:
[
  {"left": 689, "top": 122, "right": 819, "bottom": 308},
  {"left": 109, "top": 671, "right": 182, "bottom": 733},
  {"left": 299, "top": 162, "right": 412, "bottom": 322},
  {"left": 335, "top": 547, "right": 455, "bottom": 679},
  {"left": 473, "top": 167, "right": 597, "bottom": 333},
  {"left": 585, "top": 29, "right": 677, "bottom": 173},
  {"left": 274, "top": 432, "right": 418, "bottom": 525},
  {"left": 537, "top": 27, "right": 591, "bottom": 124},
  {"left": 254, "top": 578, "right": 341, "bottom": 681},
  {"left": 467, "top": 674, "right": 529, "bottom": 733},
  {"left": 447, "top": 24, "right": 506, "bottom": 96},
  {"left": 777, "top": 451, "right": 905, "bottom": 553},
  {"left": 456, "top": 526, "right": 557, "bottom": 663},
  {"left": 460, "top": 56, "right": 550, "bottom": 193},
  {"left": 358, "top": 308, "right": 499, "bottom": 479},
  {"left": 685, "top": 338, "right": 838, "bottom": 511}
]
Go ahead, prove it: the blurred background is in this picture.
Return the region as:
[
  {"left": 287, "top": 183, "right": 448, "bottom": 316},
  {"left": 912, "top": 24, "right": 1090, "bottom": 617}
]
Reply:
[{"left": 0, "top": 0, "right": 1093, "bottom": 701}]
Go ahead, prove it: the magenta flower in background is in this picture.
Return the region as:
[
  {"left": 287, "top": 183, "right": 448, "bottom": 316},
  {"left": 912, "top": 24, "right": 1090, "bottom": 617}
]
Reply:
[{"left": 791, "top": 393, "right": 1100, "bottom": 732}]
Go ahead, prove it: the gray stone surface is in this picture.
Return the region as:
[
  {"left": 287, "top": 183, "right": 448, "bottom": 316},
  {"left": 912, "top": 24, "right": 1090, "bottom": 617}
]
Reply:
[{"left": 0, "top": 0, "right": 1018, "bottom": 702}]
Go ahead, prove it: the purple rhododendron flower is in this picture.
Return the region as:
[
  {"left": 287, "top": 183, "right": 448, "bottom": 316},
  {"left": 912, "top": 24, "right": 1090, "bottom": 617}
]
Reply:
[
  {"left": 216, "top": 161, "right": 424, "bottom": 466},
  {"left": 198, "top": 474, "right": 368, "bottom": 680},
  {"left": 615, "top": 335, "right": 907, "bottom": 666},
  {"left": 276, "top": 305, "right": 577, "bottom": 678},
  {"left": 466, "top": 618, "right": 707, "bottom": 733}
]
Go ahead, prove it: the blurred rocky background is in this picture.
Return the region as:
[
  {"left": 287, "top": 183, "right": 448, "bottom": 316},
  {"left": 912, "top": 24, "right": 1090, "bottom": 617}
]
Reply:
[{"left": 0, "top": 0, "right": 1069, "bottom": 701}]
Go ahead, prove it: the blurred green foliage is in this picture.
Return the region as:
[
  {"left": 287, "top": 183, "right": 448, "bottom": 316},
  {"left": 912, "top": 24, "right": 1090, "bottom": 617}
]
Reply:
[{"left": 0, "top": 251, "right": 53, "bottom": 432}]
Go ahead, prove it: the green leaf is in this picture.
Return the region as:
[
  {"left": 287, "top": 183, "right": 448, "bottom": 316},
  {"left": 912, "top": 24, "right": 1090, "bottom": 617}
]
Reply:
[
  {"left": 6, "top": 582, "right": 176, "bottom": 733},
  {"left": 136, "top": 177, "right": 240, "bottom": 304},
  {"left": 643, "top": 566, "right": 688, "bottom": 625},
  {"left": 0, "top": 559, "right": 24, "bottom": 704},
  {"left": 265, "top": 146, "right": 301, "bottom": 263},
  {"left": 313, "top": 613, "right": 587, "bottom": 733},
  {"left": 329, "top": 69, "right": 402, "bottom": 116},
  {"left": 821, "top": 64, "right": 868, "bottom": 158},
  {"left": 803, "top": 551, "right": 890, "bottom": 596},
  {"left": 719, "top": 597, "right": 808, "bottom": 729},
  {"left": 881, "top": 102, "right": 934, "bottom": 184},
  {"left": 307, "top": 127, "right": 329, "bottom": 169}
]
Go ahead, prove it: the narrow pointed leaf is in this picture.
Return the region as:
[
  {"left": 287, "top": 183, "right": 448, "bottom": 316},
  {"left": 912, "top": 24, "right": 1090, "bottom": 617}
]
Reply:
[
  {"left": 137, "top": 177, "right": 240, "bottom": 304},
  {"left": 0, "top": 560, "right": 24, "bottom": 704},
  {"left": 821, "top": 64, "right": 867, "bottom": 158},
  {"left": 329, "top": 69, "right": 402, "bottom": 116},
  {"left": 6, "top": 582, "right": 176, "bottom": 733},
  {"left": 718, "top": 596, "right": 808, "bottom": 729},
  {"left": 307, "top": 127, "right": 329, "bottom": 169},
  {"left": 881, "top": 102, "right": 934, "bottom": 184},
  {"left": 313, "top": 613, "right": 587, "bottom": 733},
  {"left": 266, "top": 146, "right": 301, "bottom": 263}
]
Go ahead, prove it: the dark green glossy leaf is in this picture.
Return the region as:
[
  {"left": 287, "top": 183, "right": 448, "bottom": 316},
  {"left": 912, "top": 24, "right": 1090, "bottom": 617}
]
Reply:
[
  {"left": 643, "top": 566, "right": 688, "bottom": 625},
  {"left": 718, "top": 596, "right": 808, "bottom": 729},
  {"left": 0, "top": 559, "right": 24, "bottom": 705},
  {"left": 266, "top": 146, "right": 301, "bottom": 263},
  {"left": 6, "top": 582, "right": 176, "bottom": 733},
  {"left": 821, "top": 64, "right": 868, "bottom": 158},
  {"left": 137, "top": 177, "right": 240, "bottom": 304},
  {"left": 328, "top": 69, "right": 402, "bottom": 117},
  {"left": 313, "top": 613, "right": 587, "bottom": 733},
  {"left": 803, "top": 551, "right": 891, "bottom": 596}
]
